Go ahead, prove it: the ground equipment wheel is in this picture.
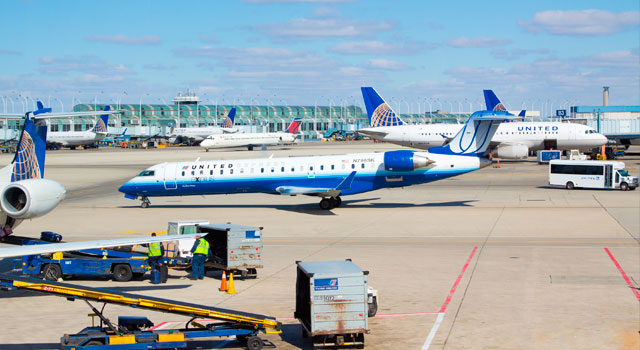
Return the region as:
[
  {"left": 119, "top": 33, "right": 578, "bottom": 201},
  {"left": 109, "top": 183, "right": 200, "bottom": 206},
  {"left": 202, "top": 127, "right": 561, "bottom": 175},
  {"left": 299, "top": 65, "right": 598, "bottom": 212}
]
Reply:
[
  {"left": 368, "top": 296, "right": 378, "bottom": 317},
  {"left": 248, "top": 146, "right": 254, "bottom": 151},
  {"left": 620, "top": 182, "right": 629, "bottom": 191},
  {"left": 246, "top": 336, "right": 263, "bottom": 350},
  {"left": 42, "top": 264, "right": 62, "bottom": 281},
  {"left": 113, "top": 264, "right": 133, "bottom": 282},
  {"left": 247, "top": 268, "right": 257, "bottom": 278},
  {"left": 85, "top": 340, "right": 104, "bottom": 346},
  {"left": 565, "top": 182, "right": 575, "bottom": 190}
]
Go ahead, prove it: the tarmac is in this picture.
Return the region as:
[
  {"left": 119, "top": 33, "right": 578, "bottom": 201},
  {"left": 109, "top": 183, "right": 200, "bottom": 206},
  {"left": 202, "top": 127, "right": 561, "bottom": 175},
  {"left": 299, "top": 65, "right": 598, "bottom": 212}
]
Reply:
[{"left": 0, "top": 141, "right": 638, "bottom": 350}]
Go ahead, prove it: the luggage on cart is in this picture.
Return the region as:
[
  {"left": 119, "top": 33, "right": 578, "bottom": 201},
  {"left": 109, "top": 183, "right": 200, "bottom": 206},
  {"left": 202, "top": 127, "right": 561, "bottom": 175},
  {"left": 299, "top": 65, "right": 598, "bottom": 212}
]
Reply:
[{"left": 150, "top": 269, "right": 162, "bottom": 284}]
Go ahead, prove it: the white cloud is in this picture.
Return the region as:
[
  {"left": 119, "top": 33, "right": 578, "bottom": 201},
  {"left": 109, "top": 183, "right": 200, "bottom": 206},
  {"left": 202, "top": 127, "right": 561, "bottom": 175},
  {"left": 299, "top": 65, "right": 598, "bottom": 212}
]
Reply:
[
  {"left": 330, "top": 40, "right": 425, "bottom": 55},
  {"left": 446, "top": 36, "right": 510, "bottom": 48},
  {"left": 38, "top": 56, "right": 136, "bottom": 76},
  {"left": 364, "top": 59, "right": 409, "bottom": 71},
  {"left": 491, "top": 48, "right": 550, "bottom": 61},
  {"left": 519, "top": 10, "right": 640, "bottom": 36},
  {"left": 257, "top": 11, "right": 393, "bottom": 41},
  {"left": 84, "top": 35, "right": 163, "bottom": 45},
  {"left": 143, "top": 64, "right": 178, "bottom": 71},
  {"left": 0, "top": 49, "right": 20, "bottom": 55}
]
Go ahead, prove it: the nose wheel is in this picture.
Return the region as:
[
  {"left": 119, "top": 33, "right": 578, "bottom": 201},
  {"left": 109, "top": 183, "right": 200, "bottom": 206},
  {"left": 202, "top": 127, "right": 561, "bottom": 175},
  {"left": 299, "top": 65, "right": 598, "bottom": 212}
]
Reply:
[
  {"left": 141, "top": 196, "right": 150, "bottom": 208},
  {"left": 319, "top": 196, "right": 342, "bottom": 210}
]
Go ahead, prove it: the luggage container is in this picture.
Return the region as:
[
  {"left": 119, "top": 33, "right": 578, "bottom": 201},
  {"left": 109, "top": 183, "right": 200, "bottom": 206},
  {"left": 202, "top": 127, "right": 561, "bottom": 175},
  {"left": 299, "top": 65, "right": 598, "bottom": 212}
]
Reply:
[
  {"left": 166, "top": 221, "right": 263, "bottom": 278},
  {"left": 295, "top": 260, "right": 369, "bottom": 349},
  {"left": 536, "top": 150, "right": 562, "bottom": 164}
]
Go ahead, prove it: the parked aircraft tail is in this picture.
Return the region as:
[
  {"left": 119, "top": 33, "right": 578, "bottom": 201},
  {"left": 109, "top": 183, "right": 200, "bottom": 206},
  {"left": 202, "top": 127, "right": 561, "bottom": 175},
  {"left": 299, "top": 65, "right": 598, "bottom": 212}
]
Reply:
[
  {"left": 90, "top": 105, "right": 111, "bottom": 133},
  {"left": 11, "top": 110, "right": 48, "bottom": 181},
  {"left": 429, "top": 110, "right": 517, "bottom": 157},
  {"left": 361, "top": 87, "right": 405, "bottom": 127},
  {"left": 286, "top": 118, "right": 303, "bottom": 134},
  {"left": 483, "top": 90, "right": 507, "bottom": 112},
  {"left": 222, "top": 108, "right": 236, "bottom": 128}
]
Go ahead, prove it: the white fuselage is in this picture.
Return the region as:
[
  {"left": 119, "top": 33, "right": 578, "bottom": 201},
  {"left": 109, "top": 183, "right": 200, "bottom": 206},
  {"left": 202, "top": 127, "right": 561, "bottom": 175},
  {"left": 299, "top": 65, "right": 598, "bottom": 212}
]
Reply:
[
  {"left": 171, "top": 127, "right": 238, "bottom": 142},
  {"left": 359, "top": 122, "right": 607, "bottom": 152},
  {"left": 47, "top": 131, "right": 107, "bottom": 147},
  {"left": 200, "top": 132, "right": 297, "bottom": 150}
]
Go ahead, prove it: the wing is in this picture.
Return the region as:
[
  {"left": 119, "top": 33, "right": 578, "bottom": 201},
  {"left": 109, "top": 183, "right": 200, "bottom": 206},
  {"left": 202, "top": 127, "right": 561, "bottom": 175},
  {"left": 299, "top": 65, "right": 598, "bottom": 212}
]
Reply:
[
  {"left": 275, "top": 171, "right": 357, "bottom": 197},
  {"left": 357, "top": 128, "right": 388, "bottom": 138},
  {"left": 0, "top": 233, "right": 205, "bottom": 258}
]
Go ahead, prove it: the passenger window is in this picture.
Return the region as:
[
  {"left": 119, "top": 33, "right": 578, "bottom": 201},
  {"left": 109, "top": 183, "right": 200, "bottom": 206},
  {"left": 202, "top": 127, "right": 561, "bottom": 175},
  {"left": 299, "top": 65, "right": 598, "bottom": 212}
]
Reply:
[
  {"left": 181, "top": 171, "right": 185, "bottom": 176},
  {"left": 331, "top": 165, "right": 335, "bottom": 170},
  {"left": 361, "top": 163, "right": 365, "bottom": 169},
  {"left": 191, "top": 171, "right": 194, "bottom": 175},
  {"left": 351, "top": 164, "right": 355, "bottom": 169},
  {"left": 261, "top": 168, "right": 264, "bottom": 173},
  {"left": 210, "top": 170, "right": 213, "bottom": 175},
  {"left": 230, "top": 169, "right": 233, "bottom": 174},
  {"left": 291, "top": 167, "right": 295, "bottom": 172},
  {"left": 271, "top": 168, "right": 274, "bottom": 173},
  {"left": 220, "top": 170, "right": 223, "bottom": 175},
  {"left": 281, "top": 167, "right": 285, "bottom": 172}
]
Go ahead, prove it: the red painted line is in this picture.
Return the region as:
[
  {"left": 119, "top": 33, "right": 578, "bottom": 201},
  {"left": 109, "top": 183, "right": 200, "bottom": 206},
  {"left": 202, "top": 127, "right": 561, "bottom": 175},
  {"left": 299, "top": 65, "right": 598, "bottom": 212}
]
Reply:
[
  {"left": 149, "top": 321, "right": 169, "bottom": 330},
  {"left": 377, "top": 311, "right": 440, "bottom": 317},
  {"left": 604, "top": 248, "right": 640, "bottom": 302},
  {"left": 438, "top": 246, "right": 478, "bottom": 313}
]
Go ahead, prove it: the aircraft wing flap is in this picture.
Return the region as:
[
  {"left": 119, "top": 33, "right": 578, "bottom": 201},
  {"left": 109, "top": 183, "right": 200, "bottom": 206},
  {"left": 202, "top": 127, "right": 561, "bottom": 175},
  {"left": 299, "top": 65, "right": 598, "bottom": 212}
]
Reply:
[
  {"left": 357, "top": 129, "right": 388, "bottom": 137},
  {"left": 0, "top": 233, "right": 206, "bottom": 259},
  {"left": 275, "top": 171, "right": 356, "bottom": 197}
]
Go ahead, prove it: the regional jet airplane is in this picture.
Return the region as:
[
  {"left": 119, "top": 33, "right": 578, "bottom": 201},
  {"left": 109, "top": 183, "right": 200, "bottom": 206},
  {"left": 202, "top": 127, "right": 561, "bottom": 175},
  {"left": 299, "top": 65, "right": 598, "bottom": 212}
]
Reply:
[
  {"left": 358, "top": 89, "right": 607, "bottom": 158},
  {"left": 169, "top": 108, "right": 238, "bottom": 144},
  {"left": 118, "top": 88, "right": 517, "bottom": 210},
  {"left": 199, "top": 117, "right": 301, "bottom": 151}
]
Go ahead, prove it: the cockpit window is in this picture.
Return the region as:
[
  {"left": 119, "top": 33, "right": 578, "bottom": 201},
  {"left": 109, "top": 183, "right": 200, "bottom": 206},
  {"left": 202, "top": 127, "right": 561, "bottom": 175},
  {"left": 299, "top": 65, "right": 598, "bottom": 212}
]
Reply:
[
  {"left": 138, "top": 170, "right": 155, "bottom": 177},
  {"left": 585, "top": 130, "right": 597, "bottom": 134}
]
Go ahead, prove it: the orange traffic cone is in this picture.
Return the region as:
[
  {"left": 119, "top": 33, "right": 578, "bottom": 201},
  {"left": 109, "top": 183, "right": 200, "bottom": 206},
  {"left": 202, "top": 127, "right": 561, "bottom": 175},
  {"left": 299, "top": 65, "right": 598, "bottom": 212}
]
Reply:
[
  {"left": 219, "top": 271, "right": 228, "bottom": 291},
  {"left": 494, "top": 158, "right": 500, "bottom": 168},
  {"left": 227, "top": 272, "right": 236, "bottom": 294}
]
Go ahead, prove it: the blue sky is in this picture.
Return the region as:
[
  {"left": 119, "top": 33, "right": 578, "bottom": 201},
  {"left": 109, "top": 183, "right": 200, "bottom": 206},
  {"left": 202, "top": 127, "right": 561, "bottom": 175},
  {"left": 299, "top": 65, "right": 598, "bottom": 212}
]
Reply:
[{"left": 1, "top": 0, "right": 638, "bottom": 115}]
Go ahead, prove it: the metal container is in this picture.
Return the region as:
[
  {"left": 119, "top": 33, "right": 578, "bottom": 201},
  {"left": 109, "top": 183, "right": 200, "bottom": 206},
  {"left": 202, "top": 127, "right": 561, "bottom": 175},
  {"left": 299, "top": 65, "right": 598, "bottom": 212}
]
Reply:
[
  {"left": 199, "top": 224, "right": 263, "bottom": 278},
  {"left": 295, "top": 260, "right": 369, "bottom": 348}
]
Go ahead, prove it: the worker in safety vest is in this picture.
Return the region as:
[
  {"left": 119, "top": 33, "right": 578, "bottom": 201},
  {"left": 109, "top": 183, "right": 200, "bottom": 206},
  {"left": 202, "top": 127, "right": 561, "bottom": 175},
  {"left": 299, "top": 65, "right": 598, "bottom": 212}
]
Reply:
[
  {"left": 147, "top": 232, "right": 164, "bottom": 272},
  {"left": 190, "top": 235, "right": 211, "bottom": 280}
]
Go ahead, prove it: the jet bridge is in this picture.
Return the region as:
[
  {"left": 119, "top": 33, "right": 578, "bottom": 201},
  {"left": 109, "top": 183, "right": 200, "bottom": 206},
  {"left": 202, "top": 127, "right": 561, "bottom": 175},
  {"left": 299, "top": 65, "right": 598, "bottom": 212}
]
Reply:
[{"left": 0, "top": 273, "right": 281, "bottom": 349}]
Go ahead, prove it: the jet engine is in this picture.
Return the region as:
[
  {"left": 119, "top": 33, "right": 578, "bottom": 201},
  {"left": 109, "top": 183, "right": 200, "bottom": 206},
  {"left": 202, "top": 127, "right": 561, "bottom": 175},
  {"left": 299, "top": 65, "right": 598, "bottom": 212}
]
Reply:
[
  {"left": 0, "top": 179, "right": 66, "bottom": 220},
  {"left": 383, "top": 150, "right": 434, "bottom": 171},
  {"left": 493, "top": 144, "right": 529, "bottom": 159}
]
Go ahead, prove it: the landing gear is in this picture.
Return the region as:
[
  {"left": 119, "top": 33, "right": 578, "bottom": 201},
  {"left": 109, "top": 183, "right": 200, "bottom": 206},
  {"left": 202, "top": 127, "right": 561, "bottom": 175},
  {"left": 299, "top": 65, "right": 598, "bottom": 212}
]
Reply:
[
  {"left": 141, "top": 196, "right": 150, "bottom": 208},
  {"left": 319, "top": 196, "right": 342, "bottom": 210}
]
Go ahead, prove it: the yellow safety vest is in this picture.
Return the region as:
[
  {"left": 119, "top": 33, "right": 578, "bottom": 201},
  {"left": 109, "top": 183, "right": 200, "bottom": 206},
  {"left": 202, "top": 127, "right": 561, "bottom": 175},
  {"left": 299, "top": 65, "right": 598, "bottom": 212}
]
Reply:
[
  {"left": 194, "top": 238, "right": 210, "bottom": 255},
  {"left": 148, "top": 242, "right": 162, "bottom": 257}
]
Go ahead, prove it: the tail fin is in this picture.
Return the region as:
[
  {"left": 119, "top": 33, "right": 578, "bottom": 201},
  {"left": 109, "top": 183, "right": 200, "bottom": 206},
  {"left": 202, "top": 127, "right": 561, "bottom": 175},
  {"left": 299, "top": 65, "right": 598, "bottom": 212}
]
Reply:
[
  {"left": 34, "top": 101, "right": 51, "bottom": 115},
  {"left": 429, "top": 110, "right": 516, "bottom": 157},
  {"left": 518, "top": 110, "right": 526, "bottom": 117},
  {"left": 11, "top": 115, "right": 47, "bottom": 181},
  {"left": 483, "top": 90, "right": 507, "bottom": 112},
  {"left": 361, "top": 87, "right": 404, "bottom": 127},
  {"left": 90, "top": 105, "right": 110, "bottom": 133},
  {"left": 286, "top": 118, "right": 303, "bottom": 134},
  {"left": 222, "top": 107, "right": 236, "bottom": 128}
]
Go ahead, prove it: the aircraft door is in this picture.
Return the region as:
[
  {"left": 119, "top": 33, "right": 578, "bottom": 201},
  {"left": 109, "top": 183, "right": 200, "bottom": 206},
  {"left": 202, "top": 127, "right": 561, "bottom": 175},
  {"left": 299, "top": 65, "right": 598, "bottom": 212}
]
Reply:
[
  {"left": 164, "top": 163, "right": 178, "bottom": 190},
  {"left": 307, "top": 163, "right": 316, "bottom": 178},
  {"left": 604, "top": 165, "right": 612, "bottom": 188}
]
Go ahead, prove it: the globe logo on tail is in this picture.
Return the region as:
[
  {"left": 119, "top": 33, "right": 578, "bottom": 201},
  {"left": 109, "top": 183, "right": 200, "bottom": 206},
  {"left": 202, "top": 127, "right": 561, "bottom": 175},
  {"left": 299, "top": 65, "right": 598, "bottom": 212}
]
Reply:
[
  {"left": 92, "top": 118, "right": 107, "bottom": 133},
  {"left": 12, "top": 131, "right": 41, "bottom": 181},
  {"left": 493, "top": 103, "right": 507, "bottom": 112},
  {"left": 222, "top": 116, "right": 233, "bottom": 128},
  {"left": 371, "top": 103, "right": 403, "bottom": 127}
]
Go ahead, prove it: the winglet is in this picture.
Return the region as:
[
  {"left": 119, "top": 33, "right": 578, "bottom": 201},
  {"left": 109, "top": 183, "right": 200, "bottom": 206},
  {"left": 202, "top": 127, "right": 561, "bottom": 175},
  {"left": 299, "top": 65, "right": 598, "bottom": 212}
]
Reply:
[
  {"left": 518, "top": 110, "right": 526, "bottom": 117},
  {"left": 336, "top": 171, "right": 357, "bottom": 191},
  {"left": 483, "top": 90, "right": 506, "bottom": 112}
]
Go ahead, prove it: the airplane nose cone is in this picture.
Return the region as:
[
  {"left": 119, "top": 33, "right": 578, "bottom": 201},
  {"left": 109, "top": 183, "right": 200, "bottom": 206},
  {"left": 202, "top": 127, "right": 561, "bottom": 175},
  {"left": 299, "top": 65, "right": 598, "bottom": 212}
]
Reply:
[{"left": 118, "top": 182, "right": 134, "bottom": 194}]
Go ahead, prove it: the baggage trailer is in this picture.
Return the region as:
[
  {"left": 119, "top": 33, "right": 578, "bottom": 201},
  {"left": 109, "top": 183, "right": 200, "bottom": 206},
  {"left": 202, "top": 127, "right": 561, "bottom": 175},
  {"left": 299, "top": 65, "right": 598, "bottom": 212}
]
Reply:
[
  {"left": 167, "top": 221, "right": 263, "bottom": 278},
  {"left": 0, "top": 273, "right": 281, "bottom": 350},
  {"left": 295, "top": 260, "right": 370, "bottom": 349}
]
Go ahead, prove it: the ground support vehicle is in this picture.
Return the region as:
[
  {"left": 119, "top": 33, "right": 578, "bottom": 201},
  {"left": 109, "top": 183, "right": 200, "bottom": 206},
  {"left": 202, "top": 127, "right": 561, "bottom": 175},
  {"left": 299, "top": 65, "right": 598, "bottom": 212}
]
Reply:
[
  {"left": 549, "top": 160, "right": 638, "bottom": 190},
  {"left": 295, "top": 260, "right": 371, "bottom": 349},
  {"left": 167, "top": 221, "right": 263, "bottom": 278},
  {"left": 536, "top": 150, "right": 561, "bottom": 164},
  {"left": 0, "top": 273, "right": 281, "bottom": 349}
]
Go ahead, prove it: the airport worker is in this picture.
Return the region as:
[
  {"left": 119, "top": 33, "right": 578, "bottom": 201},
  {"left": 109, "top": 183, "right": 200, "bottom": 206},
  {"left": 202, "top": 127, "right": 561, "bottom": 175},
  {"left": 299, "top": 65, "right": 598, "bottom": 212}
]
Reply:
[
  {"left": 190, "top": 235, "right": 211, "bottom": 280},
  {"left": 147, "top": 232, "right": 164, "bottom": 272}
]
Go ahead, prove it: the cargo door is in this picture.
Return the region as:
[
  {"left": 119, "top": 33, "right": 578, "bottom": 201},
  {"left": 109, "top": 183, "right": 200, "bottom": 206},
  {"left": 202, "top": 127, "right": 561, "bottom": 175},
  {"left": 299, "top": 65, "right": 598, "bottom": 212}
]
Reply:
[
  {"left": 604, "top": 165, "right": 612, "bottom": 188},
  {"left": 164, "top": 163, "right": 178, "bottom": 190}
]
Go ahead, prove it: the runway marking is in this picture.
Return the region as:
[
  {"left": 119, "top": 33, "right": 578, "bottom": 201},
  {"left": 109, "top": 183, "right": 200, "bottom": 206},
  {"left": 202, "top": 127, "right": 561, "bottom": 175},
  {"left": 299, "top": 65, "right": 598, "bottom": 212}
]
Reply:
[
  {"left": 421, "top": 312, "right": 445, "bottom": 350},
  {"left": 439, "top": 246, "right": 477, "bottom": 313},
  {"left": 604, "top": 247, "right": 640, "bottom": 302}
]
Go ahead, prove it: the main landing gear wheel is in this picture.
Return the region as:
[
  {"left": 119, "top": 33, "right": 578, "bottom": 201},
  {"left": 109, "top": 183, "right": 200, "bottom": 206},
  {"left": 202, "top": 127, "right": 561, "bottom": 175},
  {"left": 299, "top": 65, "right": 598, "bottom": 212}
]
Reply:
[
  {"left": 319, "top": 198, "right": 332, "bottom": 210},
  {"left": 334, "top": 196, "right": 342, "bottom": 207},
  {"left": 141, "top": 197, "right": 150, "bottom": 208}
]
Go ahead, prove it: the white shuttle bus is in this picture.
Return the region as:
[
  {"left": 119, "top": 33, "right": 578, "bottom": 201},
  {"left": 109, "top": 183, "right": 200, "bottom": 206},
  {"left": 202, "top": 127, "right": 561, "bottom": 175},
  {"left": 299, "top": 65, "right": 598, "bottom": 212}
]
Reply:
[{"left": 549, "top": 160, "right": 638, "bottom": 191}]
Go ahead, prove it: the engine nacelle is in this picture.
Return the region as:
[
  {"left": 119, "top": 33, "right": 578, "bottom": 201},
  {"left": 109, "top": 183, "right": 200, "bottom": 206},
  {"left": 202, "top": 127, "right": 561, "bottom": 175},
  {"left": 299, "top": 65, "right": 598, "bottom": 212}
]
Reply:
[
  {"left": 493, "top": 144, "right": 529, "bottom": 159},
  {"left": 0, "top": 179, "right": 66, "bottom": 220},
  {"left": 383, "top": 150, "right": 433, "bottom": 171}
]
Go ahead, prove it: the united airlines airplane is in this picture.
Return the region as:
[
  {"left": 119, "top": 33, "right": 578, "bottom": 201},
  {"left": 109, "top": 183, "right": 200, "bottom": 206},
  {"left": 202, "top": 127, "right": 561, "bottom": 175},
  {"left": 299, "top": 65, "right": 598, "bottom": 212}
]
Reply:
[
  {"left": 119, "top": 88, "right": 517, "bottom": 210},
  {"left": 199, "top": 117, "right": 301, "bottom": 151},
  {"left": 169, "top": 108, "right": 238, "bottom": 144},
  {"left": 46, "top": 106, "right": 113, "bottom": 149},
  {"left": 358, "top": 89, "right": 607, "bottom": 158}
]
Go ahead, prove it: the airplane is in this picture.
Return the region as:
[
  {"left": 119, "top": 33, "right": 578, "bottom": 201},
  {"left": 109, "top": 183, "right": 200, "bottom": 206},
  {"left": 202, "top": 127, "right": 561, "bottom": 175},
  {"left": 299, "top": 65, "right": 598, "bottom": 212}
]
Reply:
[
  {"left": 357, "top": 89, "right": 608, "bottom": 158},
  {"left": 46, "top": 105, "right": 113, "bottom": 149},
  {"left": 199, "top": 117, "right": 301, "bottom": 151},
  {"left": 118, "top": 88, "right": 517, "bottom": 210},
  {"left": 169, "top": 107, "right": 238, "bottom": 145}
]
